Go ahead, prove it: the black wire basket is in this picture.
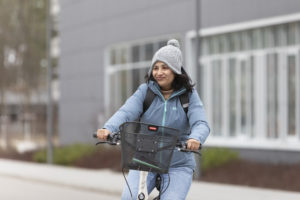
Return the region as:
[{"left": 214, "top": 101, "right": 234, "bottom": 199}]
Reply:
[{"left": 119, "top": 122, "right": 180, "bottom": 174}]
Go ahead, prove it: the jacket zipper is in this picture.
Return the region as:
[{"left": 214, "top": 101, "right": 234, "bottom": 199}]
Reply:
[
  {"left": 152, "top": 86, "right": 186, "bottom": 163},
  {"left": 153, "top": 86, "right": 186, "bottom": 127},
  {"left": 162, "top": 100, "right": 168, "bottom": 127},
  {"left": 153, "top": 86, "right": 168, "bottom": 126}
]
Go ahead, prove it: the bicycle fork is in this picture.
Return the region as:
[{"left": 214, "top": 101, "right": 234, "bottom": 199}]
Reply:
[{"left": 137, "top": 171, "right": 149, "bottom": 200}]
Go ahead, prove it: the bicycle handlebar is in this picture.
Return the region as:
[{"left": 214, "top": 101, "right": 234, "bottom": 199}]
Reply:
[{"left": 93, "top": 132, "right": 201, "bottom": 154}]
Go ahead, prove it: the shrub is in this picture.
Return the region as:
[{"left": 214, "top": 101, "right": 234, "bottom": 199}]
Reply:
[
  {"left": 201, "top": 147, "right": 239, "bottom": 171},
  {"left": 33, "top": 144, "right": 96, "bottom": 166}
]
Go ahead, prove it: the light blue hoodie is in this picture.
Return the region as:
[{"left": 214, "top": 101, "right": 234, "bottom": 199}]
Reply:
[{"left": 104, "top": 81, "right": 210, "bottom": 170}]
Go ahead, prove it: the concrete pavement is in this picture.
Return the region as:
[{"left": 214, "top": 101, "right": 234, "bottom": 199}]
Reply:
[
  {"left": 0, "top": 175, "right": 120, "bottom": 200},
  {"left": 0, "top": 158, "right": 300, "bottom": 200}
]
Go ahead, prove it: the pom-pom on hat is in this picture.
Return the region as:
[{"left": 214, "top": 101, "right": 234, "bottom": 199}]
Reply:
[{"left": 149, "top": 39, "right": 183, "bottom": 75}]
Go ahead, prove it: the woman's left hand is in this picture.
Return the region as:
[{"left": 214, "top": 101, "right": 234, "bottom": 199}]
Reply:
[{"left": 186, "top": 139, "right": 201, "bottom": 151}]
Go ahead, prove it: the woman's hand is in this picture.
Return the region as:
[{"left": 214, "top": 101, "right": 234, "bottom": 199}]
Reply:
[
  {"left": 96, "top": 129, "right": 111, "bottom": 140},
  {"left": 186, "top": 139, "right": 201, "bottom": 151}
]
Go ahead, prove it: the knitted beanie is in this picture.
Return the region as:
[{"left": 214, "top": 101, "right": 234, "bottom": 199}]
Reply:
[{"left": 149, "top": 39, "right": 183, "bottom": 75}]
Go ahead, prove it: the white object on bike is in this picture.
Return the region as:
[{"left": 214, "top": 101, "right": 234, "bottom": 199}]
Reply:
[{"left": 137, "top": 171, "right": 149, "bottom": 200}]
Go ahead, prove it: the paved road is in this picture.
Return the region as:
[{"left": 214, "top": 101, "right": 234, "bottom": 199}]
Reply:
[
  {"left": 1, "top": 175, "right": 120, "bottom": 200},
  {"left": 1, "top": 159, "right": 300, "bottom": 200}
]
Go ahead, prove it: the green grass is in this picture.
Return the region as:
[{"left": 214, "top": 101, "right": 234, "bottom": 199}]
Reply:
[
  {"left": 201, "top": 147, "right": 239, "bottom": 171},
  {"left": 33, "top": 144, "right": 96, "bottom": 166}
]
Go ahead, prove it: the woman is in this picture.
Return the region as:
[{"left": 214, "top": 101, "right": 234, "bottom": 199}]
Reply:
[{"left": 97, "top": 39, "right": 210, "bottom": 199}]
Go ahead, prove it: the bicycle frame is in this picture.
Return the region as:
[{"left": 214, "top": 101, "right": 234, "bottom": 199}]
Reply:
[{"left": 138, "top": 171, "right": 149, "bottom": 200}]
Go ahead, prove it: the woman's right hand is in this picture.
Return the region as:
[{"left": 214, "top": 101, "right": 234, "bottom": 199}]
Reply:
[{"left": 96, "top": 128, "right": 111, "bottom": 140}]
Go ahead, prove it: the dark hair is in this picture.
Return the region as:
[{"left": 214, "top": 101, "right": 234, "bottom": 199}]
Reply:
[{"left": 145, "top": 67, "right": 195, "bottom": 92}]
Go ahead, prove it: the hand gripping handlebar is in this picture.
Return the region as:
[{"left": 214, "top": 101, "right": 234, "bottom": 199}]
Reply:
[
  {"left": 93, "top": 132, "right": 120, "bottom": 145},
  {"left": 176, "top": 141, "right": 201, "bottom": 156}
]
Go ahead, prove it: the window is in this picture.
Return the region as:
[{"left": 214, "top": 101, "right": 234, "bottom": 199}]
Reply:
[
  {"left": 240, "top": 59, "right": 247, "bottom": 135},
  {"left": 145, "top": 43, "right": 154, "bottom": 61},
  {"left": 211, "top": 60, "right": 222, "bottom": 136},
  {"left": 287, "top": 23, "right": 297, "bottom": 46},
  {"left": 249, "top": 56, "right": 255, "bottom": 138},
  {"left": 110, "top": 48, "right": 117, "bottom": 65},
  {"left": 120, "top": 48, "right": 128, "bottom": 64},
  {"left": 287, "top": 55, "right": 296, "bottom": 136},
  {"left": 263, "top": 27, "right": 274, "bottom": 48},
  {"left": 276, "top": 24, "right": 288, "bottom": 47},
  {"left": 266, "top": 53, "right": 279, "bottom": 138},
  {"left": 196, "top": 63, "right": 204, "bottom": 98},
  {"left": 131, "top": 45, "right": 140, "bottom": 63},
  {"left": 109, "top": 73, "right": 117, "bottom": 112},
  {"left": 120, "top": 70, "right": 128, "bottom": 104},
  {"left": 132, "top": 68, "right": 140, "bottom": 92},
  {"left": 252, "top": 29, "right": 262, "bottom": 50},
  {"left": 228, "top": 58, "right": 237, "bottom": 136},
  {"left": 194, "top": 20, "right": 300, "bottom": 147},
  {"left": 201, "top": 38, "right": 209, "bottom": 55}
]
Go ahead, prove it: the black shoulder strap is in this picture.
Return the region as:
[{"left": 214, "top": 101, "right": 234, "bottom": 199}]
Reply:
[
  {"left": 142, "top": 88, "right": 156, "bottom": 117},
  {"left": 179, "top": 91, "right": 189, "bottom": 114}
]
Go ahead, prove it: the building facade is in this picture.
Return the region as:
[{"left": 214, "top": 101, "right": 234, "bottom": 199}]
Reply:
[{"left": 59, "top": 0, "right": 300, "bottom": 162}]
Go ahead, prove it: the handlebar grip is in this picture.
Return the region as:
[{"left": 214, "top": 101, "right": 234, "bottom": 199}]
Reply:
[{"left": 92, "top": 132, "right": 113, "bottom": 140}]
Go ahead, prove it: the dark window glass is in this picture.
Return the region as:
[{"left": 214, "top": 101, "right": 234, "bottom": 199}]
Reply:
[
  {"left": 249, "top": 56, "right": 255, "bottom": 138},
  {"left": 132, "top": 68, "right": 140, "bottom": 92},
  {"left": 287, "top": 55, "right": 296, "bottom": 136},
  {"left": 229, "top": 58, "right": 236, "bottom": 136},
  {"left": 131, "top": 45, "right": 140, "bottom": 63},
  {"left": 110, "top": 49, "right": 116, "bottom": 65},
  {"left": 211, "top": 60, "right": 222, "bottom": 136},
  {"left": 287, "top": 23, "right": 297, "bottom": 46},
  {"left": 266, "top": 53, "right": 279, "bottom": 138},
  {"left": 145, "top": 43, "right": 153, "bottom": 61},
  {"left": 240, "top": 60, "right": 247, "bottom": 134}
]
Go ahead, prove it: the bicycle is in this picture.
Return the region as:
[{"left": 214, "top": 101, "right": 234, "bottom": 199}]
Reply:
[{"left": 93, "top": 121, "right": 201, "bottom": 200}]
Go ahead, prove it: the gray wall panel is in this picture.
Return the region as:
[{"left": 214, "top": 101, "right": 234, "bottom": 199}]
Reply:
[
  {"left": 201, "top": 0, "right": 300, "bottom": 28},
  {"left": 59, "top": 0, "right": 197, "bottom": 144}
]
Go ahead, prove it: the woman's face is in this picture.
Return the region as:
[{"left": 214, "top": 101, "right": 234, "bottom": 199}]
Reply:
[{"left": 152, "top": 61, "right": 175, "bottom": 90}]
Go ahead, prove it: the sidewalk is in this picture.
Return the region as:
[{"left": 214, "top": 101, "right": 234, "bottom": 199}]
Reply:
[{"left": 1, "top": 158, "right": 300, "bottom": 200}]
